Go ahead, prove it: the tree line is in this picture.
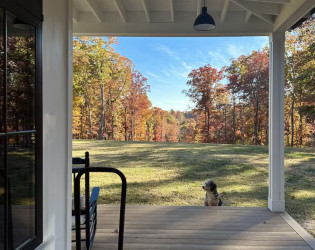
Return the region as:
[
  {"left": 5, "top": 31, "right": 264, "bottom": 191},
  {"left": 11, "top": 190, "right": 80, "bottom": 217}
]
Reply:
[{"left": 73, "top": 20, "right": 314, "bottom": 147}]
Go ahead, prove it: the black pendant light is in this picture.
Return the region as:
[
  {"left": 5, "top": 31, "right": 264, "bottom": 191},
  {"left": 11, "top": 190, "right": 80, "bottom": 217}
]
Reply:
[
  {"left": 13, "top": 18, "right": 33, "bottom": 31},
  {"left": 193, "top": 0, "right": 216, "bottom": 31}
]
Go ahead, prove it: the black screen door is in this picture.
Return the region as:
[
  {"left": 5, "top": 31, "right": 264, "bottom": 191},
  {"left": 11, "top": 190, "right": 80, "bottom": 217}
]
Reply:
[{"left": 0, "top": 2, "right": 42, "bottom": 249}]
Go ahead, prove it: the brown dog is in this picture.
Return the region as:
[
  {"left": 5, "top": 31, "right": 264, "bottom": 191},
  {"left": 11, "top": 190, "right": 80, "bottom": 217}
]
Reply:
[{"left": 203, "top": 179, "right": 225, "bottom": 206}]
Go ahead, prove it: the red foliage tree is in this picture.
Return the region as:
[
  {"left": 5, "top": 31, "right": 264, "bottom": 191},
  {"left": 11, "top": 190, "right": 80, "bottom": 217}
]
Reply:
[{"left": 184, "top": 65, "right": 225, "bottom": 142}]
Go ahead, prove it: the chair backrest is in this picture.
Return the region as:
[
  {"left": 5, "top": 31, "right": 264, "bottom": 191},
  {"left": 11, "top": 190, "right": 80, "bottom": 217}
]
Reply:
[
  {"left": 72, "top": 151, "right": 91, "bottom": 249},
  {"left": 72, "top": 151, "right": 89, "bottom": 167},
  {"left": 72, "top": 151, "right": 90, "bottom": 207}
]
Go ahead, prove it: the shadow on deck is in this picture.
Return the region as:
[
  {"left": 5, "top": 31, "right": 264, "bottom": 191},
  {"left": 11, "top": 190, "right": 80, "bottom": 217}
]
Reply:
[{"left": 72, "top": 205, "right": 315, "bottom": 250}]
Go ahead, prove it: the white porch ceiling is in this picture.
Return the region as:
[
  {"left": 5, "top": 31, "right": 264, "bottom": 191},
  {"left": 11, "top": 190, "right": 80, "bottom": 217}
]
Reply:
[{"left": 73, "top": 0, "right": 315, "bottom": 36}]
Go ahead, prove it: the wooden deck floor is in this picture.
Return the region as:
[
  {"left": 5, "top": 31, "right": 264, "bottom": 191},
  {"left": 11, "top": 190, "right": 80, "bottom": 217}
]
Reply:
[{"left": 73, "top": 205, "right": 315, "bottom": 250}]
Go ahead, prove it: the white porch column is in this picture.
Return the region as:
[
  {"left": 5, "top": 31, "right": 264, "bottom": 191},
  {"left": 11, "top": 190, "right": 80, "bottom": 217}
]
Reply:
[{"left": 268, "top": 32, "right": 285, "bottom": 212}]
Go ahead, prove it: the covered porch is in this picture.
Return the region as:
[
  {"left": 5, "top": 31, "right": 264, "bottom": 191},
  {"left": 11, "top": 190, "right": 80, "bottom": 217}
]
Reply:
[{"left": 68, "top": 0, "right": 315, "bottom": 249}]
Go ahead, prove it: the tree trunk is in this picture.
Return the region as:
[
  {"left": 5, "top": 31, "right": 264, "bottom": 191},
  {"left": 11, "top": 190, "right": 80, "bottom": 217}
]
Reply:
[
  {"left": 299, "top": 112, "right": 303, "bottom": 146},
  {"left": 224, "top": 106, "right": 227, "bottom": 143},
  {"left": 259, "top": 122, "right": 262, "bottom": 144},
  {"left": 98, "top": 85, "right": 105, "bottom": 140},
  {"left": 240, "top": 105, "right": 244, "bottom": 144},
  {"left": 131, "top": 109, "right": 134, "bottom": 141},
  {"left": 161, "top": 114, "right": 164, "bottom": 141},
  {"left": 290, "top": 46, "right": 297, "bottom": 147},
  {"left": 108, "top": 88, "right": 115, "bottom": 140},
  {"left": 204, "top": 108, "right": 207, "bottom": 142},
  {"left": 87, "top": 100, "right": 93, "bottom": 139},
  {"left": 124, "top": 106, "right": 128, "bottom": 141},
  {"left": 111, "top": 101, "right": 114, "bottom": 140},
  {"left": 254, "top": 98, "right": 259, "bottom": 145},
  {"left": 207, "top": 108, "right": 210, "bottom": 143},
  {"left": 298, "top": 87, "right": 303, "bottom": 146},
  {"left": 265, "top": 109, "right": 268, "bottom": 145},
  {"left": 80, "top": 105, "right": 84, "bottom": 138},
  {"left": 291, "top": 92, "right": 295, "bottom": 147},
  {"left": 232, "top": 98, "right": 236, "bottom": 144},
  {"left": 146, "top": 122, "right": 149, "bottom": 141}
]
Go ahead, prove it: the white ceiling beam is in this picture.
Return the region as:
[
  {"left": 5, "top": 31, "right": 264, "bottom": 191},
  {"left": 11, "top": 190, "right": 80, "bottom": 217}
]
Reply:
[
  {"left": 85, "top": 0, "right": 102, "bottom": 23},
  {"left": 246, "top": 0, "right": 290, "bottom": 4},
  {"left": 273, "top": 0, "right": 315, "bottom": 32},
  {"left": 169, "top": 0, "right": 174, "bottom": 23},
  {"left": 245, "top": 11, "right": 252, "bottom": 22},
  {"left": 247, "top": 3, "right": 281, "bottom": 15},
  {"left": 197, "top": 0, "right": 201, "bottom": 17},
  {"left": 141, "top": 0, "right": 151, "bottom": 23},
  {"left": 73, "top": 7, "right": 80, "bottom": 23},
  {"left": 230, "top": 0, "right": 274, "bottom": 24},
  {"left": 113, "top": 0, "right": 127, "bottom": 23},
  {"left": 220, "top": 0, "right": 230, "bottom": 23}
]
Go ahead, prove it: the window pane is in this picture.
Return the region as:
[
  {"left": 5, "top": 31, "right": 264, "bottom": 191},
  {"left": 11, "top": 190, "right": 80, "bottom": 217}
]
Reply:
[
  {"left": 0, "top": 8, "right": 4, "bottom": 134},
  {"left": 7, "top": 133, "right": 36, "bottom": 249},
  {"left": 0, "top": 137, "right": 4, "bottom": 250},
  {"left": 0, "top": 8, "right": 5, "bottom": 250},
  {"left": 7, "top": 13, "right": 36, "bottom": 133}
]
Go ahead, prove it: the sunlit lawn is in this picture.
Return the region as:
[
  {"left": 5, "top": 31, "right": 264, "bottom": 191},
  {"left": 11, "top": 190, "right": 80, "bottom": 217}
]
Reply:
[{"left": 73, "top": 140, "right": 315, "bottom": 236}]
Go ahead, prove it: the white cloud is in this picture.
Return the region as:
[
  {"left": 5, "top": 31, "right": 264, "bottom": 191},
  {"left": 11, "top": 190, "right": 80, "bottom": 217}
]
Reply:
[
  {"left": 208, "top": 50, "right": 229, "bottom": 69},
  {"left": 182, "top": 62, "right": 193, "bottom": 72},
  {"left": 146, "top": 71, "right": 159, "bottom": 78},
  {"left": 226, "top": 43, "right": 246, "bottom": 59},
  {"left": 163, "top": 63, "right": 192, "bottom": 80},
  {"left": 225, "top": 37, "right": 269, "bottom": 60},
  {"left": 154, "top": 44, "right": 181, "bottom": 61},
  {"left": 146, "top": 71, "right": 175, "bottom": 85}
]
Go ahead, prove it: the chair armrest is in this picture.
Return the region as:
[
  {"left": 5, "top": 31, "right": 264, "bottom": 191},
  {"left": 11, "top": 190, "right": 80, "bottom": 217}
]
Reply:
[
  {"left": 72, "top": 157, "right": 86, "bottom": 164},
  {"left": 89, "top": 187, "right": 100, "bottom": 206}
]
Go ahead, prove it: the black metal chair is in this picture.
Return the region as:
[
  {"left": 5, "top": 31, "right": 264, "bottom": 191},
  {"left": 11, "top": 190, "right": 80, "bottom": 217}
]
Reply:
[
  {"left": 74, "top": 167, "right": 127, "bottom": 250},
  {"left": 72, "top": 152, "right": 127, "bottom": 250},
  {"left": 72, "top": 152, "right": 100, "bottom": 249}
]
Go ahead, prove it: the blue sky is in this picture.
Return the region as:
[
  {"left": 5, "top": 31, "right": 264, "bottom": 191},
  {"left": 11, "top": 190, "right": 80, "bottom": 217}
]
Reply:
[{"left": 113, "top": 37, "right": 269, "bottom": 111}]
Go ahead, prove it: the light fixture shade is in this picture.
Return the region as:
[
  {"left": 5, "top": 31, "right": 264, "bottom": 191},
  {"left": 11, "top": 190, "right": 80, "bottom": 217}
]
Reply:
[
  {"left": 13, "top": 18, "right": 34, "bottom": 31},
  {"left": 193, "top": 7, "right": 215, "bottom": 31}
]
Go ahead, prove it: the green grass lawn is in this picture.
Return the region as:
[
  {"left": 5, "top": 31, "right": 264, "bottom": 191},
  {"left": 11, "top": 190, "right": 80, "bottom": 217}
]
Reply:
[{"left": 73, "top": 140, "right": 315, "bottom": 236}]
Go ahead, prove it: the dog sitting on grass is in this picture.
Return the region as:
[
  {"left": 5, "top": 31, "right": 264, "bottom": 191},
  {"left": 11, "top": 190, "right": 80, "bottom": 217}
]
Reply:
[{"left": 203, "top": 179, "right": 225, "bottom": 206}]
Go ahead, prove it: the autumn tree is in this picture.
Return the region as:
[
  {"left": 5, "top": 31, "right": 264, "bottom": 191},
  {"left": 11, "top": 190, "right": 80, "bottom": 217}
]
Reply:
[
  {"left": 213, "top": 84, "right": 231, "bottom": 143},
  {"left": 180, "top": 118, "right": 200, "bottom": 143},
  {"left": 165, "top": 113, "right": 180, "bottom": 142},
  {"left": 73, "top": 37, "right": 95, "bottom": 138},
  {"left": 226, "top": 50, "right": 269, "bottom": 145},
  {"left": 185, "top": 65, "right": 225, "bottom": 142},
  {"left": 123, "top": 71, "right": 150, "bottom": 141},
  {"left": 285, "top": 19, "right": 315, "bottom": 146},
  {"left": 106, "top": 56, "right": 133, "bottom": 140}
]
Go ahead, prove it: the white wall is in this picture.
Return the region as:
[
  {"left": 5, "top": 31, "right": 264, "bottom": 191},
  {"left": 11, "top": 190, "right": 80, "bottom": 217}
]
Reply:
[{"left": 37, "top": 0, "right": 72, "bottom": 249}]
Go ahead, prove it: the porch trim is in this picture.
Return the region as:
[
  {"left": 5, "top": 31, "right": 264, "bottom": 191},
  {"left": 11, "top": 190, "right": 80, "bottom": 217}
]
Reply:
[
  {"left": 66, "top": 0, "right": 73, "bottom": 249},
  {"left": 280, "top": 212, "right": 315, "bottom": 250}
]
